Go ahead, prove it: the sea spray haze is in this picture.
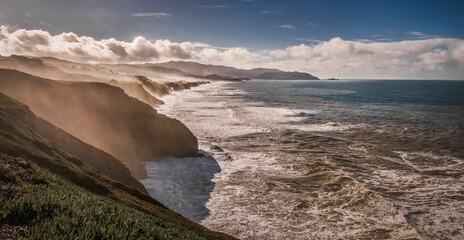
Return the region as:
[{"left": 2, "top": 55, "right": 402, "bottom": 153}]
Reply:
[{"left": 0, "top": 69, "right": 199, "bottom": 178}]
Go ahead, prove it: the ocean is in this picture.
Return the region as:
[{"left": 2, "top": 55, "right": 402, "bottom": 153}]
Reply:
[{"left": 142, "top": 79, "right": 464, "bottom": 239}]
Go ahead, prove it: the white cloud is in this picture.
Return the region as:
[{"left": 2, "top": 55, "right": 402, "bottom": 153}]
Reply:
[
  {"left": 407, "top": 31, "right": 439, "bottom": 39},
  {"left": 353, "top": 39, "right": 376, "bottom": 43},
  {"left": 0, "top": 25, "right": 262, "bottom": 68},
  {"left": 264, "top": 37, "right": 464, "bottom": 79},
  {"left": 0, "top": 25, "right": 192, "bottom": 63},
  {"left": 0, "top": 25, "right": 463, "bottom": 79},
  {"left": 131, "top": 12, "right": 171, "bottom": 18},
  {"left": 261, "top": 10, "right": 284, "bottom": 15},
  {"left": 196, "top": 5, "right": 229, "bottom": 8},
  {"left": 269, "top": 49, "right": 288, "bottom": 58},
  {"left": 307, "top": 22, "right": 317, "bottom": 26},
  {"left": 277, "top": 24, "right": 296, "bottom": 30},
  {"left": 200, "top": 47, "right": 260, "bottom": 64},
  {"left": 297, "top": 38, "right": 322, "bottom": 43},
  {"left": 408, "top": 31, "right": 425, "bottom": 37}
]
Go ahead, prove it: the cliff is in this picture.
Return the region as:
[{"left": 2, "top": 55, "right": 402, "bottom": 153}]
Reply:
[
  {"left": 0, "top": 93, "right": 145, "bottom": 192},
  {"left": 0, "top": 69, "right": 199, "bottom": 178},
  {"left": 107, "top": 79, "right": 163, "bottom": 106},
  {"left": 134, "top": 75, "right": 204, "bottom": 96},
  {"left": 0, "top": 93, "right": 234, "bottom": 239}
]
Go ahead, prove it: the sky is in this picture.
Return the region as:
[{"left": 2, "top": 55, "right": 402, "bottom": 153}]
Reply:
[{"left": 0, "top": 0, "right": 464, "bottom": 79}]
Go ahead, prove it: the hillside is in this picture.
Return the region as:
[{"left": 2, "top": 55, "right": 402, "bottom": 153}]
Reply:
[
  {"left": 0, "top": 55, "right": 104, "bottom": 82},
  {"left": 154, "top": 61, "right": 319, "bottom": 80},
  {"left": 153, "top": 61, "right": 276, "bottom": 77},
  {"left": 254, "top": 71, "right": 319, "bottom": 80},
  {"left": 0, "top": 93, "right": 145, "bottom": 192},
  {"left": 1, "top": 55, "right": 318, "bottom": 81},
  {"left": 0, "top": 69, "right": 198, "bottom": 178},
  {"left": 0, "top": 93, "right": 234, "bottom": 239}
]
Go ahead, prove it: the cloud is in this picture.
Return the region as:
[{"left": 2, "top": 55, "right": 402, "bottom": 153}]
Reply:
[
  {"left": 307, "top": 22, "right": 317, "bottom": 26},
  {"left": 269, "top": 49, "right": 288, "bottom": 58},
  {"left": 131, "top": 12, "right": 171, "bottom": 18},
  {"left": 0, "top": 25, "right": 261, "bottom": 67},
  {"left": 407, "top": 31, "right": 439, "bottom": 39},
  {"left": 0, "top": 25, "right": 192, "bottom": 62},
  {"left": 408, "top": 31, "right": 425, "bottom": 37},
  {"left": 196, "top": 5, "right": 229, "bottom": 8},
  {"left": 353, "top": 39, "right": 376, "bottom": 43},
  {"left": 0, "top": 25, "right": 463, "bottom": 79},
  {"left": 376, "top": 38, "right": 395, "bottom": 42},
  {"left": 277, "top": 24, "right": 296, "bottom": 30},
  {"left": 297, "top": 38, "right": 323, "bottom": 43},
  {"left": 261, "top": 10, "right": 284, "bottom": 15},
  {"left": 263, "top": 37, "right": 464, "bottom": 79}
]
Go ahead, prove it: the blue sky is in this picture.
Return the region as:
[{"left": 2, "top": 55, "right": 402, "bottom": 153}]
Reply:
[
  {"left": 1, "top": 0, "right": 463, "bottom": 49},
  {"left": 1, "top": 0, "right": 464, "bottom": 79}
]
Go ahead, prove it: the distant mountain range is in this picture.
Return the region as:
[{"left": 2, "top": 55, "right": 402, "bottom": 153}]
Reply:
[
  {"left": 0, "top": 55, "right": 319, "bottom": 81},
  {"left": 152, "top": 61, "right": 319, "bottom": 80}
]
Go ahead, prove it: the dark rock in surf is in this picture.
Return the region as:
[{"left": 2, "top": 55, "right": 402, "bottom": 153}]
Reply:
[{"left": 210, "top": 145, "right": 224, "bottom": 152}]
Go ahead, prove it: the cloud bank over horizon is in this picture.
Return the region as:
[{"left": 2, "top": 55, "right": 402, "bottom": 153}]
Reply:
[{"left": 1, "top": 25, "right": 463, "bottom": 79}]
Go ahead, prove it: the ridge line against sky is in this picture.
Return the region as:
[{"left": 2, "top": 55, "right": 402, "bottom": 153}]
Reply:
[{"left": 0, "top": 0, "right": 463, "bottom": 79}]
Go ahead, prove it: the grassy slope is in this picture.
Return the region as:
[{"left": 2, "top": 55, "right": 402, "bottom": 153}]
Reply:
[{"left": 0, "top": 94, "right": 234, "bottom": 239}]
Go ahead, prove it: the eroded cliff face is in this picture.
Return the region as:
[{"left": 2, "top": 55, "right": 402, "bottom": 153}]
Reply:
[
  {"left": 107, "top": 78, "right": 206, "bottom": 107},
  {"left": 0, "top": 69, "right": 199, "bottom": 178},
  {"left": 1, "top": 96, "right": 146, "bottom": 192},
  {"left": 134, "top": 75, "right": 203, "bottom": 97},
  {"left": 106, "top": 80, "right": 164, "bottom": 106}
]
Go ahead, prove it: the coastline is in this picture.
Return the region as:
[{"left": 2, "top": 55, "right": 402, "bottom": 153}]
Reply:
[
  {"left": 147, "top": 79, "right": 464, "bottom": 239},
  {"left": 2, "top": 54, "right": 462, "bottom": 239}
]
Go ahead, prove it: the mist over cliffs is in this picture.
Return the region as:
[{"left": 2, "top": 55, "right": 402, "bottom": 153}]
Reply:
[
  {"left": 0, "top": 69, "right": 198, "bottom": 178},
  {"left": 1, "top": 92, "right": 145, "bottom": 191}
]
